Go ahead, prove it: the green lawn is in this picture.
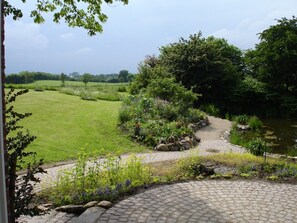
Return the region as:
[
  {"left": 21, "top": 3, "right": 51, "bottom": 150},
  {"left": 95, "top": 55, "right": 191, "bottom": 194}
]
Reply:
[{"left": 13, "top": 90, "right": 146, "bottom": 164}]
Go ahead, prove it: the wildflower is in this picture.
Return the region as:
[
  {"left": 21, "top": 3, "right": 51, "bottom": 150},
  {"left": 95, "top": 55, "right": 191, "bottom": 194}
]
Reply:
[{"left": 125, "top": 179, "right": 131, "bottom": 187}]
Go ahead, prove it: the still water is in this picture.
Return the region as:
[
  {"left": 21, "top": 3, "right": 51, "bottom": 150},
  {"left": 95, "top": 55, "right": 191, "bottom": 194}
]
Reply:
[{"left": 262, "top": 119, "right": 297, "bottom": 156}]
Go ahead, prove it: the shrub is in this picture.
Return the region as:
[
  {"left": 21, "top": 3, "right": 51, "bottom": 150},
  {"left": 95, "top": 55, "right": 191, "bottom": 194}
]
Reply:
[
  {"left": 95, "top": 91, "right": 121, "bottom": 101},
  {"left": 200, "top": 104, "right": 220, "bottom": 117},
  {"left": 233, "top": 114, "right": 249, "bottom": 125},
  {"left": 80, "top": 89, "right": 97, "bottom": 101},
  {"left": 248, "top": 138, "right": 267, "bottom": 156},
  {"left": 184, "top": 108, "right": 206, "bottom": 123},
  {"left": 117, "top": 86, "right": 127, "bottom": 92}
]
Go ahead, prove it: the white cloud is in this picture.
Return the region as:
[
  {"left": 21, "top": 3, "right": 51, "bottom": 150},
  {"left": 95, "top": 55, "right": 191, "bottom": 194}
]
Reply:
[
  {"left": 211, "top": 11, "right": 295, "bottom": 49},
  {"left": 60, "top": 32, "right": 74, "bottom": 40},
  {"left": 6, "top": 21, "right": 48, "bottom": 50}
]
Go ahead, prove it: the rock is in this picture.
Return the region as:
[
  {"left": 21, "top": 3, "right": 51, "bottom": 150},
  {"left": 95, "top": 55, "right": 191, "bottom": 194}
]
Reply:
[
  {"left": 73, "top": 207, "right": 106, "bottom": 223},
  {"left": 83, "top": 201, "right": 98, "bottom": 209},
  {"left": 184, "top": 136, "right": 191, "bottom": 141},
  {"left": 214, "top": 167, "right": 236, "bottom": 175},
  {"left": 98, "top": 201, "right": 112, "bottom": 209},
  {"left": 180, "top": 140, "right": 191, "bottom": 150},
  {"left": 155, "top": 143, "right": 169, "bottom": 151},
  {"left": 237, "top": 124, "right": 250, "bottom": 131},
  {"left": 37, "top": 203, "right": 52, "bottom": 212},
  {"left": 55, "top": 205, "right": 85, "bottom": 214},
  {"left": 37, "top": 205, "right": 50, "bottom": 212},
  {"left": 194, "top": 135, "right": 201, "bottom": 142}
]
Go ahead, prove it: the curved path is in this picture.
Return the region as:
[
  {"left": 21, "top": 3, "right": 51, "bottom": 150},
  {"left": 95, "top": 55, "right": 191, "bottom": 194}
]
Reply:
[
  {"left": 99, "top": 180, "right": 297, "bottom": 223},
  {"left": 34, "top": 116, "right": 245, "bottom": 192},
  {"left": 20, "top": 117, "right": 297, "bottom": 223}
]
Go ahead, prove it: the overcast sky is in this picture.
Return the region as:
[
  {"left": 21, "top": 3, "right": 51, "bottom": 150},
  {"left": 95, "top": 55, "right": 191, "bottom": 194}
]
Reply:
[{"left": 5, "top": 0, "right": 297, "bottom": 75}]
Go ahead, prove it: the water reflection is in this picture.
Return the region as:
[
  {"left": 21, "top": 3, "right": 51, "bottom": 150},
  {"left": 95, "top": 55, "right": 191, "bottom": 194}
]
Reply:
[{"left": 262, "top": 119, "right": 297, "bottom": 156}]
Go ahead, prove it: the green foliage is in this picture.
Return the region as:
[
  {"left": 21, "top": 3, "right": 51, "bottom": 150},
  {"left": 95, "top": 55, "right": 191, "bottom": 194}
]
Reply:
[
  {"left": 200, "top": 104, "right": 220, "bottom": 117},
  {"left": 159, "top": 32, "right": 243, "bottom": 106},
  {"left": 5, "top": 0, "right": 129, "bottom": 36},
  {"left": 60, "top": 86, "right": 122, "bottom": 101},
  {"left": 119, "top": 94, "right": 204, "bottom": 147},
  {"left": 46, "top": 152, "right": 151, "bottom": 206},
  {"left": 81, "top": 73, "right": 92, "bottom": 87},
  {"left": 6, "top": 89, "right": 46, "bottom": 222},
  {"left": 5, "top": 71, "right": 60, "bottom": 84},
  {"left": 177, "top": 155, "right": 202, "bottom": 178},
  {"left": 248, "top": 116, "right": 263, "bottom": 131},
  {"left": 229, "top": 129, "right": 249, "bottom": 148},
  {"left": 146, "top": 77, "right": 198, "bottom": 107},
  {"left": 251, "top": 16, "right": 297, "bottom": 92},
  {"left": 60, "top": 73, "right": 68, "bottom": 87},
  {"left": 123, "top": 60, "right": 205, "bottom": 147},
  {"left": 248, "top": 138, "right": 267, "bottom": 156},
  {"left": 129, "top": 65, "right": 172, "bottom": 95},
  {"left": 118, "top": 70, "right": 129, "bottom": 83},
  {"left": 233, "top": 114, "right": 250, "bottom": 125},
  {"left": 117, "top": 86, "right": 127, "bottom": 92}
]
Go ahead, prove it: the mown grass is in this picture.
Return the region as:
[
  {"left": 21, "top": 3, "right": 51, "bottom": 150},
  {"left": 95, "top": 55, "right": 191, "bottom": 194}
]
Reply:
[{"left": 12, "top": 90, "right": 147, "bottom": 164}]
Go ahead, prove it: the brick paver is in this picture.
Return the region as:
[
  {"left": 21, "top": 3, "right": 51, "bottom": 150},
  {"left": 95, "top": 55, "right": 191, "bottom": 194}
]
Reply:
[{"left": 98, "top": 180, "right": 297, "bottom": 223}]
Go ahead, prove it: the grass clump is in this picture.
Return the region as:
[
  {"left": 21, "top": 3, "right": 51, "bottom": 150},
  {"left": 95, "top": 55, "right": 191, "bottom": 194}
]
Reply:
[{"left": 230, "top": 115, "right": 266, "bottom": 155}]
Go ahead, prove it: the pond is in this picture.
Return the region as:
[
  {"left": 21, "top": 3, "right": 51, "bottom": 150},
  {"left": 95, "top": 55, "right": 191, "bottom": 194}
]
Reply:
[{"left": 262, "top": 119, "right": 297, "bottom": 156}]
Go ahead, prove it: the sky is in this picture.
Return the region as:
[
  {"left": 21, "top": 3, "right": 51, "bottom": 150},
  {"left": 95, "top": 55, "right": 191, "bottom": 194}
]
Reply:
[{"left": 5, "top": 0, "right": 297, "bottom": 75}]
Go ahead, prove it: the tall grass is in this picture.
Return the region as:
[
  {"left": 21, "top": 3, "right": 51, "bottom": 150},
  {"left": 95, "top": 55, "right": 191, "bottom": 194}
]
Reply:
[
  {"left": 6, "top": 80, "right": 129, "bottom": 102},
  {"left": 44, "top": 152, "right": 152, "bottom": 206}
]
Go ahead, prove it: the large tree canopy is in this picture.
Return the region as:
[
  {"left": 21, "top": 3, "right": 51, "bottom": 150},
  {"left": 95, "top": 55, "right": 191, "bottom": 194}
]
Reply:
[
  {"left": 246, "top": 16, "right": 297, "bottom": 92},
  {"left": 4, "top": 0, "right": 128, "bottom": 35},
  {"left": 159, "top": 32, "right": 244, "bottom": 105}
]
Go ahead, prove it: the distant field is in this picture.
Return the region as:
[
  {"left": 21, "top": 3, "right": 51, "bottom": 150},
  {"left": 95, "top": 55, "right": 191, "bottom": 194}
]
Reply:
[
  {"left": 6, "top": 80, "right": 128, "bottom": 91},
  {"left": 12, "top": 90, "right": 146, "bottom": 164}
]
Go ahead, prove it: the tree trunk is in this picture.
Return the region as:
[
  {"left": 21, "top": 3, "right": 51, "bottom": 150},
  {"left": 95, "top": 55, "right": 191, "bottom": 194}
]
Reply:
[{"left": 1, "top": 4, "right": 10, "bottom": 222}]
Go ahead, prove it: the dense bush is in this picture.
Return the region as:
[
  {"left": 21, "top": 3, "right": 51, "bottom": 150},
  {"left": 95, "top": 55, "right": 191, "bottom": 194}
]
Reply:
[
  {"left": 248, "top": 138, "right": 267, "bottom": 156},
  {"left": 119, "top": 95, "right": 205, "bottom": 147}
]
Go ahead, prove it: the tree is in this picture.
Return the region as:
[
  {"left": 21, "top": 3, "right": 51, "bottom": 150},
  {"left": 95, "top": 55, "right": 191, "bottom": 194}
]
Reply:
[
  {"left": 5, "top": 89, "right": 46, "bottom": 223},
  {"left": 4, "top": 0, "right": 128, "bottom": 36},
  {"left": 159, "top": 32, "right": 243, "bottom": 107},
  {"left": 3, "top": 1, "right": 129, "bottom": 222},
  {"left": 60, "top": 73, "right": 67, "bottom": 87},
  {"left": 81, "top": 73, "right": 92, "bottom": 87},
  {"left": 118, "top": 70, "right": 129, "bottom": 82},
  {"left": 246, "top": 16, "right": 297, "bottom": 92}
]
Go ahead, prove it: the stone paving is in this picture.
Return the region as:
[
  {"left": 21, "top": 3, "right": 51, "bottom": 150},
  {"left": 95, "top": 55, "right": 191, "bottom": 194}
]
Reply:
[{"left": 98, "top": 180, "right": 297, "bottom": 223}]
